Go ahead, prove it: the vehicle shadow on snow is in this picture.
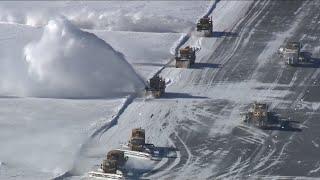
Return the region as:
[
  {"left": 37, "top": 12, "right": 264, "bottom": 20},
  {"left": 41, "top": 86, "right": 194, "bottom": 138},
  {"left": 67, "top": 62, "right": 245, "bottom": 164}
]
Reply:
[
  {"left": 292, "top": 52, "right": 320, "bottom": 68},
  {"left": 123, "top": 145, "right": 178, "bottom": 179},
  {"left": 133, "top": 62, "right": 174, "bottom": 68},
  {"left": 122, "top": 168, "right": 151, "bottom": 180},
  {"left": 191, "top": 63, "right": 221, "bottom": 69},
  {"left": 148, "top": 145, "right": 179, "bottom": 159},
  {"left": 262, "top": 112, "right": 302, "bottom": 132},
  {"left": 212, "top": 31, "right": 238, "bottom": 38},
  {"left": 162, "top": 92, "right": 208, "bottom": 99}
]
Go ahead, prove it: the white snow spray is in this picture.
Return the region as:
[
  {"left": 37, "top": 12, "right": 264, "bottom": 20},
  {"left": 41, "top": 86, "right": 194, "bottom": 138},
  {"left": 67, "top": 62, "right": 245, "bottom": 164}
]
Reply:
[
  {"left": 1, "top": 17, "right": 145, "bottom": 98},
  {"left": 23, "top": 17, "right": 145, "bottom": 98},
  {"left": 0, "top": 7, "right": 193, "bottom": 33}
]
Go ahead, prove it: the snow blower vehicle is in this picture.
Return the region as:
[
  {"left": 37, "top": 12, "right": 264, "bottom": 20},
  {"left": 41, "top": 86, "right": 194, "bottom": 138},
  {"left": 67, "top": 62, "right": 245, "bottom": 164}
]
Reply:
[
  {"left": 88, "top": 150, "right": 128, "bottom": 180},
  {"left": 145, "top": 75, "right": 166, "bottom": 98},
  {"left": 88, "top": 159, "right": 124, "bottom": 180},
  {"left": 107, "top": 150, "right": 128, "bottom": 166},
  {"left": 119, "top": 128, "right": 160, "bottom": 160},
  {"left": 278, "top": 41, "right": 305, "bottom": 65},
  {"left": 196, "top": 16, "right": 213, "bottom": 37},
  {"left": 241, "top": 102, "right": 271, "bottom": 129},
  {"left": 175, "top": 46, "right": 196, "bottom": 68}
]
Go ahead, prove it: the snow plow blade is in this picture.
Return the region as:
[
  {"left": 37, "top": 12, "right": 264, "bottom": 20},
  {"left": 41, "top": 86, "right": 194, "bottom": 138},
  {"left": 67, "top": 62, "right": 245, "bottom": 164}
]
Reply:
[
  {"left": 88, "top": 171, "right": 124, "bottom": 180},
  {"left": 119, "top": 149, "right": 153, "bottom": 160}
]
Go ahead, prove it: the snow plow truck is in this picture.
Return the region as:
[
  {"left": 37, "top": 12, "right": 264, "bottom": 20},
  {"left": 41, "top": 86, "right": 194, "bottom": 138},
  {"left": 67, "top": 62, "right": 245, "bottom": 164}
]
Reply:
[
  {"left": 279, "top": 41, "right": 305, "bottom": 65},
  {"left": 175, "top": 46, "right": 196, "bottom": 68},
  {"left": 145, "top": 75, "right": 166, "bottom": 98},
  {"left": 119, "top": 128, "right": 160, "bottom": 160},
  {"left": 88, "top": 150, "right": 127, "bottom": 179},
  {"left": 242, "top": 102, "right": 271, "bottom": 128},
  {"left": 196, "top": 16, "right": 213, "bottom": 37}
]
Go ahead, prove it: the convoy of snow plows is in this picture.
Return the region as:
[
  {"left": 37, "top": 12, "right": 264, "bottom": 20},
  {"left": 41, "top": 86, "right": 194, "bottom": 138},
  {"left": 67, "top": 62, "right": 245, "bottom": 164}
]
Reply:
[
  {"left": 88, "top": 128, "right": 159, "bottom": 179},
  {"left": 87, "top": 16, "right": 309, "bottom": 179}
]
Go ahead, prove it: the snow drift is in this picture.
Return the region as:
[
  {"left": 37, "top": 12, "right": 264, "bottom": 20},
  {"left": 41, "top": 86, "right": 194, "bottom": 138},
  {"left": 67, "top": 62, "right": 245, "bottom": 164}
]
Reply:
[{"left": 0, "top": 17, "right": 144, "bottom": 98}]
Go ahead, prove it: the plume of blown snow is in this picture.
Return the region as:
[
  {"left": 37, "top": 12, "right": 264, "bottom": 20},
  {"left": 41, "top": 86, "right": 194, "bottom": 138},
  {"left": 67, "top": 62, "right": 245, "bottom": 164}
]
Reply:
[
  {"left": 67, "top": 9, "right": 194, "bottom": 33},
  {"left": 22, "top": 17, "right": 144, "bottom": 98},
  {"left": 0, "top": 7, "right": 193, "bottom": 33},
  {"left": 0, "top": 6, "right": 50, "bottom": 27}
]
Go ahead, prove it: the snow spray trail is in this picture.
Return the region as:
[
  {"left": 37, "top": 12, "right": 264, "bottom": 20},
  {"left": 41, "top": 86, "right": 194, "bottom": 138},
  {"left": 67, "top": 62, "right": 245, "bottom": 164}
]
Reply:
[{"left": 0, "top": 7, "right": 194, "bottom": 33}]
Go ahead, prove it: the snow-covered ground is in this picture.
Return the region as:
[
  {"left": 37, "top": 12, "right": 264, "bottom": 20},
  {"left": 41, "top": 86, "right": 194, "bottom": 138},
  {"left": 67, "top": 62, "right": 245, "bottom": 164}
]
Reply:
[
  {"left": 0, "top": 97, "right": 126, "bottom": 179},
  {"left": 0, "top": 1, "right": 278, "bottom": 179},
  {"left": 0, "top": 1, "right": 211, "bottom": 179}
]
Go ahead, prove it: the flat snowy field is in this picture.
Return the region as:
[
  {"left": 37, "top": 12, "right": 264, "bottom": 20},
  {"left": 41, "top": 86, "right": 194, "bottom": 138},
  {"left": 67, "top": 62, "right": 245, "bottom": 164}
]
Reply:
[{"left": 0, "top": 1, "right": 256, "bottom": 179}]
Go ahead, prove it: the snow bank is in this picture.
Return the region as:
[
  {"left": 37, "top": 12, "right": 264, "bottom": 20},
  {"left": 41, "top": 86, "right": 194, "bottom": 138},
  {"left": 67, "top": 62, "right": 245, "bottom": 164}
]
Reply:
[
  {"left": 0, "top": 17, "right": 144, "bottom": 98},
  {"left": 0, "top": 7, "right": 193, "bottom": 33}
]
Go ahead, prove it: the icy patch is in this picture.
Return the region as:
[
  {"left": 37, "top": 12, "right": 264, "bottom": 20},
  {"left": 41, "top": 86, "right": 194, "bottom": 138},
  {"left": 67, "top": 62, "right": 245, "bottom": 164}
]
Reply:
[{"left": 21, "top": 17, "right": 144, "bottom": 98}]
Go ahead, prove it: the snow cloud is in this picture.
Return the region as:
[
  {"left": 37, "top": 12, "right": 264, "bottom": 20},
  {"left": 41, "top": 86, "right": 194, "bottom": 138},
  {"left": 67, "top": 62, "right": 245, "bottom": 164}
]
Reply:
[
  {"left": 0, "top": 17, "right": 144, "bottom": 98},
  {"left": 22, "top": 17, "right": 145, "bottom": 98},
  {"left": 0, "top": 7, "right": 193, "bottom": 33},
  {"left": 67, "top": 9, "right": 194, "bottom": 33}
]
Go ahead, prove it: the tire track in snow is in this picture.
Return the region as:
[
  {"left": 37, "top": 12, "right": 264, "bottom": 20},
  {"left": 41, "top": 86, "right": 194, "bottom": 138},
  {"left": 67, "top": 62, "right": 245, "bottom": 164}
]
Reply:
[
  {"left": 225, "top": 0, "right": 272, "bottom": 82},
  {"left": 206, "top": 1, "right": 303, "bottom": 178},
  {"left": 144, "top": 135, "right": 181, "bottom": 179},
  {"left": 188, "top": 3, "right": 274, "bottom": 176},
  {"left": 140, "top": 0, "right": 225, "bottom": 177},
  {"left": 159, "top": 2, "right": 269, "bottom": 177},
  {"left": 250, "top": 5, "right": 320, "bottom": 179},
  {"left": 158, "top": 132, "right": 192, "bottom": 179},
  {"left": 251, "top": 110, "right": 314, "bottom": 175},
  {"left": 191, "top": 0, "right": 264, "bottom": 87},
  {"left": 211, "top": 0, "right": 320, "bottom": 178},
  {"left": 208, "top": 0, "right": 270, "bottom": 85},
  {"left": 232, "top": 1, "right": 317, "bottom": 176}
]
